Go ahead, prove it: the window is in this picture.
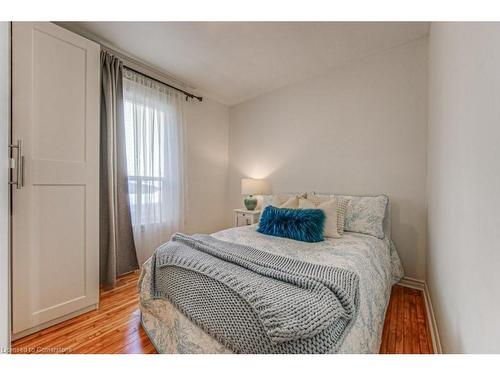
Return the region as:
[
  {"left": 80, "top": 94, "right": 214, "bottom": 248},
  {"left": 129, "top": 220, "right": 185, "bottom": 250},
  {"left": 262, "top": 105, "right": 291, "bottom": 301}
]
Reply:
[
  {"left": 122, "top": 68, "right": 185, "bottom": 232},
  {"left": 124, "top": 100, "right": 169, "bottom": 225}
]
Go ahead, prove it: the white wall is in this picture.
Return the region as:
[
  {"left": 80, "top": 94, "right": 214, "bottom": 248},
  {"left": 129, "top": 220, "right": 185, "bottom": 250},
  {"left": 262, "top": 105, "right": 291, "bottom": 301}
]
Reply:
[
  {"left": 427, "top": 23, "right": 500, "bottom": 353},
  {"left": 185, "top": 97, "right": 231, "bottom": 234},
  {"left": 0, "top": 22, "right": 10, "bottom": 351},
  {"left": 229, "top": 38, "right": 428, "bottom": 280}
]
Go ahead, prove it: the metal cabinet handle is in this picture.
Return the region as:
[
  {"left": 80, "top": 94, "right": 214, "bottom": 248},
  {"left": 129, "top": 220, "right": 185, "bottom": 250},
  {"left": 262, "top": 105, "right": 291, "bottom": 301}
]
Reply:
[
  {"left": 8, "top": 140, "right": 24, "bottom": 189},
  {"left": 20, "top": 154, "right": 25, "bottom": 188}
]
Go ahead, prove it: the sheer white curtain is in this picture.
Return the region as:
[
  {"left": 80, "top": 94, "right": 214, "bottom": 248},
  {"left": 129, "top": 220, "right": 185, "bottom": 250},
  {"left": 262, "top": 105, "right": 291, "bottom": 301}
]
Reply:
[{"left": 123, "top": 69, "right": 186, "bottom": 265}]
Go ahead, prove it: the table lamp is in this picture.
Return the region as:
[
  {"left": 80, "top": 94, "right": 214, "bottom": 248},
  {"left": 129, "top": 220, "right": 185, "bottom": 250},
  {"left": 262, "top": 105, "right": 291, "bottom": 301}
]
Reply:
[{"left": 241, "top": 178, "right": 271, "bottom": 210}]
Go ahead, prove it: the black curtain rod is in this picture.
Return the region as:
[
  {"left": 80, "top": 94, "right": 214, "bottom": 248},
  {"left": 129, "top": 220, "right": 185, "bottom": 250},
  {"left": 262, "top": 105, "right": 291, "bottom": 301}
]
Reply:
[{"left": 124, "top": 65, "right": 203, "bottom": 102}]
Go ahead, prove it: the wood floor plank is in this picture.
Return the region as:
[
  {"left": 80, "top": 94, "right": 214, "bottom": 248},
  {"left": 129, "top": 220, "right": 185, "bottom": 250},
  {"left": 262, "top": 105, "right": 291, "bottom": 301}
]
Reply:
[
  {"left": 12, "top": 273, "right": 433, "bottom": 354},
  {"left": 410, "top": 290, "right": 420, "bottom": 354},
  {"left": 379, "top": 299, "right": 390, "bottom": 354},
  {"left": 79, "top": 315, "right": 143, "bottom": 354},
  {"left": 65, "top": 311, "right": 143, "bottom": 352},
  {"left": 416, "top": 290, "right": 432, "bottom": 354},
  {"left": 386, "top": 286, "right": 397, "bottom": 353},
  {"left": 404, "top": 286, "right": 411, "bottom": 353},
  {"left": 395, "top": 286, "right": 404, "bottom": 353},
  {"left": 121, "top": 331, "right": 155, "bottom": 354}
]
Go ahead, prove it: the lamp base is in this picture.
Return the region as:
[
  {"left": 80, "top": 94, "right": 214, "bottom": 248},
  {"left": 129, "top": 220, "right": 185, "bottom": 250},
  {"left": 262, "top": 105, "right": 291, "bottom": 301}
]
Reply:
[{"left": 244, "top": 195, "right": 257, "bottom": 210}]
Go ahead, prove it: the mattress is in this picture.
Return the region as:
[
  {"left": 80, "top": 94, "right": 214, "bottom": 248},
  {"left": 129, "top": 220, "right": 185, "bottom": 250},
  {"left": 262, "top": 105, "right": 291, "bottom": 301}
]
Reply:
[{"left": 138, "top": 225, "right": 404, "bottom": 354}]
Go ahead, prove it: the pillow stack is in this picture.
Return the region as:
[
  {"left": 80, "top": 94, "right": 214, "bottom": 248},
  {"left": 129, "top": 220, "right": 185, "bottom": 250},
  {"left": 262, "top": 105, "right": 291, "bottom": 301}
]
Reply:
[
  {"left": 258, "top": 192, "right": 389, "bottom": 242},
  {"left": 258, "top": 192, "right": 349, "bottom": 240}
]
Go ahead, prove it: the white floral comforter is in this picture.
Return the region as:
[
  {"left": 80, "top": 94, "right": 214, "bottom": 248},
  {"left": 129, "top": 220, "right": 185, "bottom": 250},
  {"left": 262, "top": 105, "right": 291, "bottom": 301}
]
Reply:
[{"left": 139, "top": 225, "right": 404, "bottom": 354}]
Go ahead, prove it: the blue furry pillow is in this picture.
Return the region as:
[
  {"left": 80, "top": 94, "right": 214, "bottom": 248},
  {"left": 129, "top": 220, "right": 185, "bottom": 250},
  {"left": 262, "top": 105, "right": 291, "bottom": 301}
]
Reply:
[{"left": 257, "top": 206, "right": 325, "bottom": 243}]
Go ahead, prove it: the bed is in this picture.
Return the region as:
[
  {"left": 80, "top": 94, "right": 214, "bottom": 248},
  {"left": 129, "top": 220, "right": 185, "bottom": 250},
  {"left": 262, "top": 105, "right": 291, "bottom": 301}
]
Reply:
[{"left": 138, "top": 222, "right": 404, "bottom": 354}]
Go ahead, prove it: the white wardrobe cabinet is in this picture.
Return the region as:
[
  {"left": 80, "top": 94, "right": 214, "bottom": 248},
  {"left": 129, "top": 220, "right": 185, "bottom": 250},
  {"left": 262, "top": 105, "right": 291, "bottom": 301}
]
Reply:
[{"left": 11, "top": 22, "right": 100, "bottom": 338}]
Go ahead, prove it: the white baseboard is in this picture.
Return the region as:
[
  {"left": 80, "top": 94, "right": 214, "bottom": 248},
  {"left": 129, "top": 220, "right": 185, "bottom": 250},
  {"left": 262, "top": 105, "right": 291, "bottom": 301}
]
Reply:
[{"left": 397, "top": 277, "right": 443, "bottom": 354}]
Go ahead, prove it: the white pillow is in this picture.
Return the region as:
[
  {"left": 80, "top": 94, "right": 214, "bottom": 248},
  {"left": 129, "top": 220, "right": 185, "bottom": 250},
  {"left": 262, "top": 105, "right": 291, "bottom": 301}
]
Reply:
[
  {"left": 269, "top": 194, "right": 288, "bottom": 207},
  {"left": 261, "top": 193, "right": 306, "bottom": 210},
  {"left": 298, "top": 197, "right": 316, "bottom": 209},
  {"left": 280, "top": 196, "right": 299, "bottom": 209},
  {"left": 299, "top": 197, "right": 340, "bottom": 238},
  {"left": 307, "top": 193, "right": 349, "bottom": 235}
]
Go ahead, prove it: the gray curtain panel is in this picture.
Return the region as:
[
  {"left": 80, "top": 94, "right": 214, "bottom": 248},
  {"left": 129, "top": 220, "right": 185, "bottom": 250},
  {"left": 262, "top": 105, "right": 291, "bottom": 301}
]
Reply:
[{"left": 100, "top": 50, "right": 139, "bottom": 287}]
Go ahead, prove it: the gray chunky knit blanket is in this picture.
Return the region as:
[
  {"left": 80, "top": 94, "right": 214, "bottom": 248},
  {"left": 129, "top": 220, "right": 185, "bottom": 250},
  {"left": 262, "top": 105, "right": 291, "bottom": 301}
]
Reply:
[{"left": 151, "top": 233, "right": 360, "bottom": 353}]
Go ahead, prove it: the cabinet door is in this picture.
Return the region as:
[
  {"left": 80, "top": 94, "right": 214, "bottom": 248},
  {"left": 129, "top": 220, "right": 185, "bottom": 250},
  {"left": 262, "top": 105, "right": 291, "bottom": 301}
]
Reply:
[{"left": 12, "top": 22, "right": 100, "bottom": 335}]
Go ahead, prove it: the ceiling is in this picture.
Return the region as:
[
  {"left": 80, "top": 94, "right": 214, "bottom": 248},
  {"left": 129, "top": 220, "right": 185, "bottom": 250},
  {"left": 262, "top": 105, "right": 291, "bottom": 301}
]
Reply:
[{"left": 68, "top": 22, "right": 429, "bottom": 106}]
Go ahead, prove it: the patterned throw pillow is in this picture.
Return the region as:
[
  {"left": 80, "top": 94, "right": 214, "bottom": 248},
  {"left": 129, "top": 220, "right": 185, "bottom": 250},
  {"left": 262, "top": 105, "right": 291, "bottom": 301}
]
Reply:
[
  {"left": 337, "top": 195, "right": 388, "bottom": 239},
  {"left": 306, "top": 193, "right": 349, "bottom": 236},
  {"left": 335, "top": 197, "right": 349, "bottom": 235}
]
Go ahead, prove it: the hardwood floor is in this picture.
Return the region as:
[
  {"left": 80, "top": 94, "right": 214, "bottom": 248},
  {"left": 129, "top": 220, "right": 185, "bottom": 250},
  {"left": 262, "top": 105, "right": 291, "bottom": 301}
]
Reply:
[
  {"left": 379, "top": 285, "right": 434, "bottom": 354},
  {"left": 12, "top": 272, "right": 156, "bottom": 354},
  {"left": 12, "top": 274, "right": 433, "bottom": 354}
]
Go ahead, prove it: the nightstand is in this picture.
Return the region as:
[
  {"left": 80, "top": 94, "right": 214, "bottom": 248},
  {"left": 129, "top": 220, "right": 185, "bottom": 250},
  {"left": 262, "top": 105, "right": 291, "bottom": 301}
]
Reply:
[{"left": 234, "top": 209, "right": 261, "bottom": 227}]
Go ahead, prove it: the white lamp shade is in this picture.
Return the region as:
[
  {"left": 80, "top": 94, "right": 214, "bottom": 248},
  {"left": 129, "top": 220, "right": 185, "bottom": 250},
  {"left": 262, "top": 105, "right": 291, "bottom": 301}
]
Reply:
[{"left": 241, "top": 178, "right": 271, "bottom": 195}]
